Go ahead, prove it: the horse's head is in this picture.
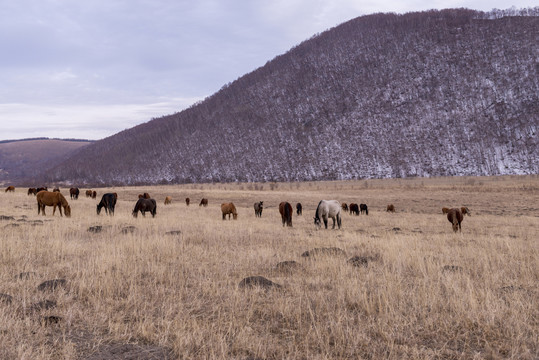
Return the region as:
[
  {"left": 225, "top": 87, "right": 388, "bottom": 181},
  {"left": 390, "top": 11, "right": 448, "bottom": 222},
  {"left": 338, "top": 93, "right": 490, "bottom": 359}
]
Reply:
[
  {"left": 64, "top": 205, "right": 71, "bottom": 218},
  {"left": 97, "top": 204, "right": 102, "bottom": 215},
  {"left": 313, "top": 217, "right": 321, "bottom": 228},
  {"left": 233, "top": 213, "right": 238, "bottom": 220},
  {"left": 461, "top": 207, "right": 471, "bottom": 216}
]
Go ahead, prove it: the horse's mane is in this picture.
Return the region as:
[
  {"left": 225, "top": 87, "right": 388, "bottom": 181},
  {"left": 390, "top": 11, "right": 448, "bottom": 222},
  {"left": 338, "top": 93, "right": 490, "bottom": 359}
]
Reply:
[{"left": 315, "top": 200, "right": 323, "bottom": 220}]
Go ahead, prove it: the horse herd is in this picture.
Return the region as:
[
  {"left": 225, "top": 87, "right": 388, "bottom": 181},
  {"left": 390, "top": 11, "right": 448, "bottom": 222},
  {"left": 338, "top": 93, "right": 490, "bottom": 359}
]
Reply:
[{"left": 6, "top": 186, "right": 471, "bottom": 232}]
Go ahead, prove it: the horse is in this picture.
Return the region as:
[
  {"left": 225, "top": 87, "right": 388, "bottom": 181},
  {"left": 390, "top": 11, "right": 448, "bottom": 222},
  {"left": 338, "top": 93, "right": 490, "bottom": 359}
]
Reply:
[
  {"left": 349, "top": 203, "right": 359, "bottom": 216},
  {"left": 360, "top": 203, "right": 369, "bottom": 215},
  {"left": 461, "top": 207, "right": 471, "bottom": 216},
  {"left": 442, "top": 207, "right": 450, "bottom": 214},
  {"left": 221, "top": 203, "right": 238, "bottom": 220},
  {"left": 97, "top": 193, "right": 117, "bottom": 216},
  {"left": 36, "top": 187, "right": 48, "bottom": 193},
  {"left": 5, "top": 186, "right": 15, "bottom": 193},
  {"left": 85, "top": 190, "right": 93, "bottom": 198},
  {"left": 279, "top": 202, "right": 293, "bottom": 227},
  {"left": 386, "top": 204, "right": 395, "bottom": 212},
  {"left": 37, "top": 191, "right": 71, "bottom": 217},
  {"left": 53, "top": 187, "right": 60, "bottom": 192},
  {"left": 28, "top": 188, "right": 37, "bottom": 196},
  {"left": 199, "top": 198, "right": 208, "bottom": 207},
  {"left": 92, "top": 191, "right": 97, "bottom": 199},
  {"left": 132, "top": 198, "right": 157, "bottom": 218},
  {"left": 296, "top": 203, "right": 302, "bottom": 216},
  {"left": 254, "top": 201, "right": 263, "bottom": 217},
  {"left": 314, "top": 200, "right": 342, "bottom": 229},
  {"left": 446, "top": 208, "right": 467, "bottom": 232},
  {"left": 164, "top": 196, "right": 172, "bottom": 205},
  {"left": 185, "top": 197, "right": 190, "bottom": 206},
  {"left": 69, "top": 187, "right": 79, "bottom": 199},
  {"left": 341, "top": 203, "right": 349, "bottom": 212}
]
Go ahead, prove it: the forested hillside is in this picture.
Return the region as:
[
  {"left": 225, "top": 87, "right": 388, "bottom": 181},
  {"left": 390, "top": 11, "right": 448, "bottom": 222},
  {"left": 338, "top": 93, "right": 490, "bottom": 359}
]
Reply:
[{"left": 43, "top": 8, "right": 538, "bottom": 185}]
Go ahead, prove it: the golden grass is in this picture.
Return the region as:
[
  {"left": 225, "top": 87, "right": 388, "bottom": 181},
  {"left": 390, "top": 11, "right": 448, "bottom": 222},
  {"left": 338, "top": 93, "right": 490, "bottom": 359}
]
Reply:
[{"left": 0, "top": 175, "right": 537, "bottom": 359}]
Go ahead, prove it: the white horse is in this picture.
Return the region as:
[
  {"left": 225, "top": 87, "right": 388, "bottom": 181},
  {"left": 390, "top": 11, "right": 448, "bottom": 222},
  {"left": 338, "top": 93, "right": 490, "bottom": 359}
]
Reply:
[{"left": 314, "top": 200, "right": 342, "bottom": 229}]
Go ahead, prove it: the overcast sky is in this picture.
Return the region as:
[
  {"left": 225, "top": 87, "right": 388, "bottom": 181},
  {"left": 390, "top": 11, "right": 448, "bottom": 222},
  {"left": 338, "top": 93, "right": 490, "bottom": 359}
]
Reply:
[{"left": 1, "top": 1, "right": 535, "bottom": 141}]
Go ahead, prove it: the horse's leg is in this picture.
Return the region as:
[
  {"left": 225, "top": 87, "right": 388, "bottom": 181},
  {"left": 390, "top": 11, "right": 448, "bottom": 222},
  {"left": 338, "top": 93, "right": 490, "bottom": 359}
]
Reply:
[
  {"left": 331, "top": 216, "right": 336, "bottom": 229},
  {"left": 323, "top": 215, "right": 328, "bottom": 229},
  {"left": 337, "top": 215, "right": 342, "bottom": 229},
  {"left": 58, "top": 204, "right": 63, "bottom": 217},
  {"left": 42, "top": 205, "right": 46, "bottom": 216},
  {"left": 52, "top": 204, "right": 57, "bottom": 216}
]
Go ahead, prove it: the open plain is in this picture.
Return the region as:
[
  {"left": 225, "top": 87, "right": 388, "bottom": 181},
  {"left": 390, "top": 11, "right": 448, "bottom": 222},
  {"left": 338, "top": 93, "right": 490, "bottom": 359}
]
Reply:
[{"left": 0, "top": 175, "right": 537, "bottom": 359}]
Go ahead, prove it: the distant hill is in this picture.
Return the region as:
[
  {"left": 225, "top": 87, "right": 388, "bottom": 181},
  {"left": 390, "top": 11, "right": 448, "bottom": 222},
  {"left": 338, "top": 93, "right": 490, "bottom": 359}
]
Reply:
[
  {"left": 0, "top": 138, "right": 92, "bottom": 185},
  {"left": 42, "top": 8, "right": 538, "bottom": 185}
]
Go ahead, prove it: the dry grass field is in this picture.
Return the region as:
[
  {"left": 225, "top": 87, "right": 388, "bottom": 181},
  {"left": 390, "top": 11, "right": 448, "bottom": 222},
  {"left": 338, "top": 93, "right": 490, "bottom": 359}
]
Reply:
[{"left": 0, "top": 175, "right": 537, "bottom": 359}]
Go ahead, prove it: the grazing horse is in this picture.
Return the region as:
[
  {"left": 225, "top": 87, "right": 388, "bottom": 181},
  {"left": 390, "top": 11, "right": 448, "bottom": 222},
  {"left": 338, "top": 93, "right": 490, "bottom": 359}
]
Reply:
[
  {"left": 5, "top": 186, "right": 15, "bottom": 193},
  {"left": 254, "top": 201, "right": 263, "bottom": 217},
  {"left": 37, "top": 191, "right": 71, "bottom": 217},
  {"left": 296, "top": 203, "right": 302, "bottom": 216},
  {"left": 92, "top": 191, "right": 97, "bottom": 199},
  {"left": 164, "top": 196, "right": 172, "bottom": 205},
  {"left": 185, "top": 197, "right": 190, "bottom": 206},
  {"left": 221, "top": 203, "right": 238, "bottom": 220},
  {"left": 199, "top": 198, "right": 208, "bottom": 207},
  {"left": 279, "top": 202, "right": 293, "bottom": 227},
  {"left": 387, "top": 204, "right": 395, "bottom": 212},
  {"left": 36, "top": 187, "right": 48, "bottom": 193},
  {"left": 446, "top": 208, "right": 467, "bottom": 232},
  {"left": 28, "top": 188, "right": 37, "bottom": 196},
  {"left": 69, "top": 187, "right": 79, "bottom": 199},
  {"left": 360, "top": 203, "right": 369, "bottom": 215},
  {"left": 349, "top": 203, "right": 359, "bottom": 216},
  {"left": 342, "top": 203, "right": 349, "bottom": 212},
  {"left": 85, "top": 190, "right": 93, "bottom": 198},
  {"left": 132, "top": 198, "right": 157, "bottom": 218},
  {"left": 314, "top": 200, "right": 342, "bottom": 229},
  {"left": 53, "top": 187, "right": 60, "bottom": 192},
  {"left": 442, "top": 207, "right": 450, "bottom": 214},
  {"left": 97, "top": 193, "right": 117, "bottom": 216}
]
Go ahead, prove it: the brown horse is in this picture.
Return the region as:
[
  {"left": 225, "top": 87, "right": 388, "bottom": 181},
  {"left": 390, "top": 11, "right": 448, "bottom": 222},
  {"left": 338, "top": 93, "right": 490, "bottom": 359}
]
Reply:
[
  {"left": 341, "top": 203, "right": 349, "bottom": 212},
  {"left": 85, "top": 190, "right": 93, "bottom": 198},
  {"left": 349, "top": 203, "right": 359, "bottom": 215},
  {"left": 296, "top": 203, "right": 302, "bottom": 216},
  {"left": 37, "top": 191, "right": 71, "bottom": 217},
  {"left": 279, "top": 202, "right": 293, "bottom": 227},
  {"left": 442, "top": 207, "right": 450, "bottom": 214},
  {"left": 446, "top": 208, "right": 467, "bottom": 232},
  {"left": 53, "top": 187, "right": 60, "bottom": 192},
  {"left": 164, "top": 196, "right": 172, "bottom": 205},
  {"left": 199, "top": 198, "right": 208, "bottom": 207},
  {"left": 69, "top": 187, "right": 79, "bottom": 199},
  {"left": 221, "top": 203, "right": 238, "bottom": 220},
  {"left": 92, "top": 191, "right": 97, "bottom": 199},
  {"left": 28, "top": 188, "right": 37, "bottom": 196},
  {"left": 387, "top": 204, "right": 395, "bottom": 212},
  {"left": 5, "top": 186, "right": 15, "bottom": 193},
  {"left": 185, "top": 197, "right": 190, "bottom": 206}
]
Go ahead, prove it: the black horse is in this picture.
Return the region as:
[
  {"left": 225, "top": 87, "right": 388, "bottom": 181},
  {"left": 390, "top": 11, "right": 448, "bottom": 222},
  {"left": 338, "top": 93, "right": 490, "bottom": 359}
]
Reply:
[
  {"left": 360, "top": 203, "right": 369, "bottom": 215},
  {"left": 132, "top": 198, "right": 157, "bottom": 218},
  {"left": 97, "top": 193, "right": 118, "bottom": 216},
  {"left": 69, "top": 187, "right": 80, "bottom": 199},
  {"left": 296, "top": 203, "right": 302, "bottom": 216}
]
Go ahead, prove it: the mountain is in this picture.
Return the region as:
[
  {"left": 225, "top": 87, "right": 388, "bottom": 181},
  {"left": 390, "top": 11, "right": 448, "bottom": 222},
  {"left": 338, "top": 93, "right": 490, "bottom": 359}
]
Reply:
[
  {"left": 43, "top": 8, "right": 538, "bottom": 185},
  {"left": 0, "top": 138, "right": 92, "bottom": 185}
]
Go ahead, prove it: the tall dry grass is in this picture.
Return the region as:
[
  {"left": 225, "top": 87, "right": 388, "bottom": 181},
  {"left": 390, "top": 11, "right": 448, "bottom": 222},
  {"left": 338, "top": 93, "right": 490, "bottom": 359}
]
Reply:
[{"left": 0, "top": 175, "right": 537, "bottom": 359}]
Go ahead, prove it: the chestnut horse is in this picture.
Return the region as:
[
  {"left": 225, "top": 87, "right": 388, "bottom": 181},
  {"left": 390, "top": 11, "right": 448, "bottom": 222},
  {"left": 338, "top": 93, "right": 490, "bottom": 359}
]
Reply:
[
  {"left": 5, "top": 186, "right": 15, "bottom": 193},
  {"left": 221, "top": 203, "right": 238, "bottom": 220},
  {"left": 199, "top": 198, "right": 208, "bottom": 207},
  {"left": 28, "top": 188, "right": 37, "bottom": 196},
  {"left": 164, "top": 196, "right": 172, "bottom": 205},
  {"left": 279, "top": 202, "right": 293, "bottom": 227},
  {"left": 37, "top": 191, "right": 71, "bottom": 217}
]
